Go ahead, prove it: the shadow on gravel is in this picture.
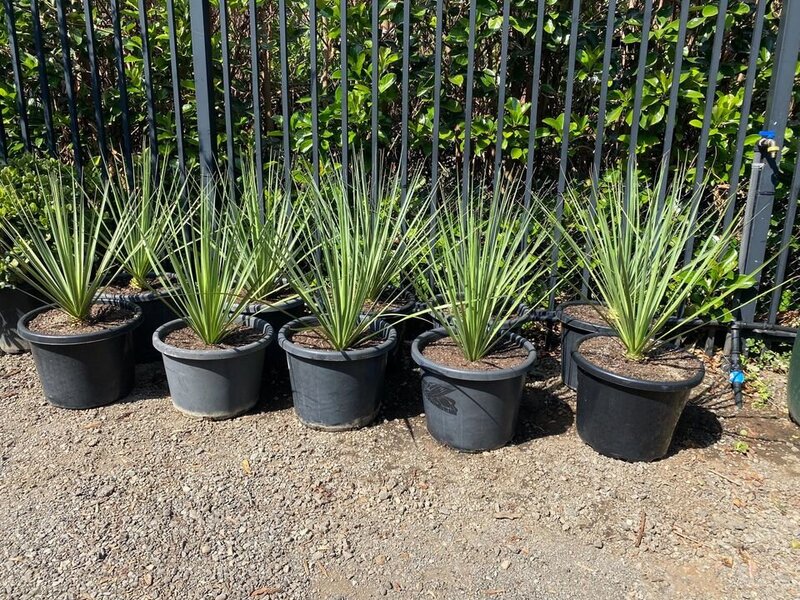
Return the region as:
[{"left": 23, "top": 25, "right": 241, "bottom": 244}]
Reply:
[
  {"left": 379, "top": 342, "right": 425, "bottom": 422},
  {"left": 513, "top": 387, "right": 574, "bottom": 445},
  {"left": 254, "top": 367, "right": 295, "bottom": 413},
  {"left": 667, "top": 399, "right": 723, "bottom": 456}
]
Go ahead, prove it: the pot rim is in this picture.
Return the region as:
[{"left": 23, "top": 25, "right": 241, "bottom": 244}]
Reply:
[
  {"left": 153, "top": 315, "right": 274, "bottom": 361},
  {"left": 278, "top": 315, "right": 397, "bottom": 362},
  {"left": 572, "top": 333, "right": 705, "bottom": 392},
  {"left": 411, "top": 327, "right": 537, "bottom": 381},
  {"left": 241, "top": 294, "right": 305, "bottom": 315},
  {"left": 17, "top": 299, "right": 143, "bottom": 346},
  {"left": 363, "top": 289, "right": 416, "bottom": 317},
  {"left": 557, "top": 300, "right": 614, "bottom": 331},
  {"left": 97, "top": 272, "right": 177, "bottom": 303}
]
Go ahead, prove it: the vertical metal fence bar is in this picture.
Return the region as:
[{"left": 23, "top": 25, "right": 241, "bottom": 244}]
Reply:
[
  {"left": 55, "top": 0, "right": 83, "bottom": 173},
  {"left": 724, "top": 0, "right": 766, "bottom": 228},
  {"left": 739, "top": 0, "right": 800, "bottom": 323},
  {"left": 655, "top": 0, "right": 689, "bottom": 208},
  {"left": 460, "top": 0, "right": 478, "bottom": 205},
  {"left": 278, "top": 0, "right": 291, "bottom": 189},
  {"left": 166, "top": 0, "right": 186, "bottom": 178},
  {"left": 492, "top": 0, "right": 511, "bottom": 188},
  {"left": 400, "top": 0, "right": 411, "bottom": 202},
  {"left": 0, "top": 114, "right": 7, "bottom": 162},
  {"left": 31, "top": 0, "right": 55, "bottom": 156},
  {"left": 4, "top": 0, "right": 30, "bottom": 152},
  {"left": 138, "top": 0, "right": 158, "bottom": 161},
  {"left": 522, "top": 0, "right": 546, "bottom": 211},
  {"left": 768, "top": 139, "right": 800, "bottom": 323},
  {"left": 340, "top": 0, "right": 349, "bottom": 185},
  {"left": 249, "top": 0, "right": 264, "bottom": 198},
  {"left": 83, "top": 0, "right": 108, "bottom": 165},
  {"left": 189, "top": 0, "right": 217, "bottom": 177},
  {"left": 683, "top": 0, "right": 728, "bottom": 263},
  {"left": 370, "top": 0, "right": 379, "bottom": 205},
  {"left": 626, "top": 0, "right": 653, "bottom": 163},
  {"left": 309, "top": 0, "right": 320, "bottom": 185},
  {"left": 430, "top": 0, "right": 444, "bottom": 198},
  {"left": 581, "top": 0, "right": 617, "bottom": 295},
  {"left": 220, "top": 0, "right": 236, "bottom": 186},
  {"left": 548, "top": 0, "right": 580, "bottom": 309},
  {"left": 111, "top": 0, "right": 133, "bottom": 177}
]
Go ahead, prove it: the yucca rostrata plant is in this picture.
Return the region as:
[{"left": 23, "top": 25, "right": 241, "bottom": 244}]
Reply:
[
  {"left": 558, "top": 161, "right": 749, "bottom": 462},
  {"left": 0, "top": 164, "right": 142, "bottom": 409},
  {"left": 278, "top": 154, "right": 434, "bottom": 430},
  {"left": 409, "top": 173, "right": 549, "bottom": 452},
  {"left": 149, "top": 174, "right": 276, "bottom": 420},
  {"left": 283, "top": 155, "right": 433, "bottom": 350}
]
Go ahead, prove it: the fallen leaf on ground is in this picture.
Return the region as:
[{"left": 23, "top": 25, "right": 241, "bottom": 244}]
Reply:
[
  {"left": 250, "top": 586, "right": 281, "bottom": 597},
  {"left": 241, "top": 459, "right": 252, "bottom": 475}
]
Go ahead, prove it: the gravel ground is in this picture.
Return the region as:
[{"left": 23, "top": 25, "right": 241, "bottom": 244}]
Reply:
[{"left": 1, "top": 330, "right": 799, "bottom": 600}]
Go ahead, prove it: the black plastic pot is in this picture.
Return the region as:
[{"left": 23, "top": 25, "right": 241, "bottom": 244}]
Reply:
[
  {"left": 17, "top": 299, "right": 143, "bottom": 409},
  {"left": 98, "top": 276, "right": 177, "bottom": 363},
  {"left": 364, "top": 291, "right": 416, "bottom": 367},
  {"left": 789, "top": 333, "right": 800, "bottom": 426},
  {"left": 0, "top": 285, "right": 42, "bottom": 354},
  {"left": 411, "top": 328, "right": 537, "bottom": 452},
  {"left": 242, "top": 295, "right": 306, "bottom": 369},
  {"left": 558, "top": 301, "right": 613, "bottom": 391},
  {"left": 278, "top": 316, "right": 397, "bottom": 430},
  {"left": 572, "top": 333, "right": 705, "bottom": 462},
  {"left": 153, "top": 315, "right": 274, "bottom": 420}
]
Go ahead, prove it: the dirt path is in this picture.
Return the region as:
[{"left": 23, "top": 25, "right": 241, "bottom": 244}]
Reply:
[{"left": 1, "top": 341, "right": 798, "bottom": 600}]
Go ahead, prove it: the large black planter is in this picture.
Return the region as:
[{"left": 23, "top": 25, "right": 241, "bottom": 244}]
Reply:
[
  {"left": 789, "top": 333, "right": 800, "bottom": 426},
  {"left": 572, "top": 333, "right": 705, "bottom": 462},
  {"left": 558, "top": 301, "right": 613, "bottom": 391},
  {"left": 242, "top": 295, "right": 306, "bottom": 370},
  {"left": 153, "top": 315, "right": 274, "bottom": 420},
  {"left": 364, "top": 292, "right": 416, "bottom": 368},
  {"left": 98, "top": 276, "right": 176, "bottom": 363},
  {"left": 278, "top": 316, "right": 397, "bottom": 430},
  {"left": 17, "top": 299, "right": 143, "bottom": 409},
  {"left": 411, "top": 328, "right": 537, "bottom": 452},
  {"left": 0, "top": 285, "right": 42, "bottom": 354}
]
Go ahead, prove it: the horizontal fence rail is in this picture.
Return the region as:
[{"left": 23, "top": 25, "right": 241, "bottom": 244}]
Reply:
[{"left": 0, "top": 0, "right": 798, "bottom": 328}]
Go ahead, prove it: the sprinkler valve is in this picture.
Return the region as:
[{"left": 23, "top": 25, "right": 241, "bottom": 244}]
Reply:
[{"left": 758, "top": 130, "right": 781, "bottom": 158}]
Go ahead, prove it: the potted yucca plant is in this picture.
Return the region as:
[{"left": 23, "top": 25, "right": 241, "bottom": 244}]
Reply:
[
  {"left": 411, "top": 178, "right": 550, "bottom": 452},
  {"left": 150, "top": 179, "right": 274, "bottom": 419},
  {"left": 0, "top": 156, "right": 79, "bottom": 354},
  {"left": 560, "top": 164, "right": 746, "bottom": 461},
  {"left": 0, "top": 168, "right": 142, "bottom": 409},
  {"left": 99, "top": 150, "right": 186, "bottom": 363},
  {"left": 278, "top": 156, "right": 433, "bottom": 430},
  {"left": 232, "top": 152, "right": 305, "bottom": 367}
]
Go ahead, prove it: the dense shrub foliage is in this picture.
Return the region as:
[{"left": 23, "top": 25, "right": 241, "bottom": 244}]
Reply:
[{"left": 0, "top": 0, "right": 797, "bottom": 316}]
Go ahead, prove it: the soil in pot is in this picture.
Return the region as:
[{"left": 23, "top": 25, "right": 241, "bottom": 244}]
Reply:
[
  {"left": 18, "top": 300, "right": 142, "bottom": 409},
  {"left": 99, "top": 275, "right": 176, "bottom": 364},
  {"left": 153, "top": 316, "right": 274, "bottom": 420},
  {"left": 573, "top": 334, "right": 704, "bottom": 462},
  {"left": 412, "top": 329, "right": 536, "bottom": 452},
  {"left": 0, "top": 286, "right": 44, "bottom": 354},
  {"left": 558, "top": 301, "right": 613, "bottom": 391},
  {"left": 279, "top": 317, "right": 397, "bottom": 431}
]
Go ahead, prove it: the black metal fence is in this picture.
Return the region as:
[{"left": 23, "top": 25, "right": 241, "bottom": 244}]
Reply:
[{"left": 0, "top": 0, "right": 799, "bottom": 330}]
